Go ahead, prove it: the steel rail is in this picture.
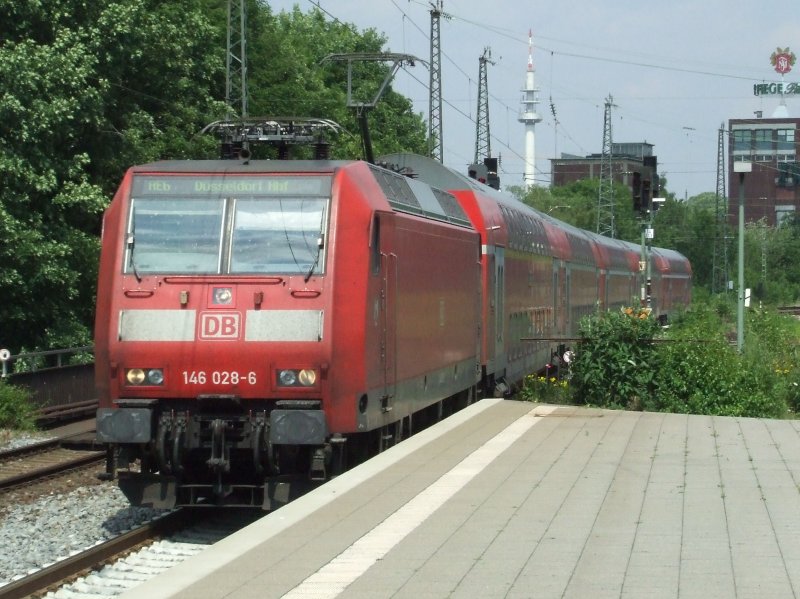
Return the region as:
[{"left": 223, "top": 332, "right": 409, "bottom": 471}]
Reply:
[{"left": 0, "top": 509, "right": 196, "bottom": 599}]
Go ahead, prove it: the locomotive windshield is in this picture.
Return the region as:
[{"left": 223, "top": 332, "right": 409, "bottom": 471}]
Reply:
[{"left": 125, "top": 175, "right": 331, "bottom": 275}]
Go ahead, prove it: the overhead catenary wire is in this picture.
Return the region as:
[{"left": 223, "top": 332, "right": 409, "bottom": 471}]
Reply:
[{"left": 296, "top": 1, "right": 789, "bottom": 195}]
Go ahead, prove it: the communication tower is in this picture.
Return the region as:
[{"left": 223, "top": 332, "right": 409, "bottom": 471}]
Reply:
[{"left": 518, "top": 30, "right": 542, "bottom": 189}]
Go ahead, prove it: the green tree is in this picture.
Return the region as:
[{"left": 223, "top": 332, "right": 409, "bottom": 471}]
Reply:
[
  {"left": 651, "top": 198, "right": 716, "bottom": 291},
  {"left": 0, "top": 0, "right": 223, "bottom": 352},
  {"left": 0, "top": 1, "right": 431, "bottom": 353},
  {"left": 752, "top": 215, "right": 800, "bottom": 303},
  {"left": 520, "top": 178, "right": 640, "bottom": 242},
  {"left": 247, "top": 6, "right": 427, "bottom": 159}
]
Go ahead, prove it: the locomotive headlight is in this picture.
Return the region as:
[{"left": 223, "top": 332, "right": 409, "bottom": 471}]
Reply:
[
  {"left": 277, "top": 368, "right": 318, "bottom": 387},
  {"left": 125, "top": 368, "right": 164, "bottom": 386},
  {"left": 298, "top": 369, "right": 316, "bottom": 386},
  {"left": 278, "top": 369, "right": 297, "bottom": 386},
  {"left": 147, "top": 369, "right": 165, "bottom": 385},
  {"left": 213, "top": 287, "right": 233, "bottom": 305},
  {"left": 126, "top": 369, "right": 146, "bottom": 385}
]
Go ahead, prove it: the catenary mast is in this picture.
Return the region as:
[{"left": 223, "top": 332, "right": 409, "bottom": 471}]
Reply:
[
  {"left": 518, "top": 30, "right": 542, "bottom": 189},
  {"left": 428, "top": 1, "right": 445, "bottom": 162},
  {"left": 475, "top": 47, "right": 493, "bottom": 164}
]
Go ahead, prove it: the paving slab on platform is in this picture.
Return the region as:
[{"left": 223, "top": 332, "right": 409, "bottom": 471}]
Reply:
[{"left": 121, "top": 400, "right": 800, "bottom": 599}]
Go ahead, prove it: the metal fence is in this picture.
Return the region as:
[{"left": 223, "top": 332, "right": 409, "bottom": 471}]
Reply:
[{"left": 0, "top": 346, "right": 96, "bottom": 410}]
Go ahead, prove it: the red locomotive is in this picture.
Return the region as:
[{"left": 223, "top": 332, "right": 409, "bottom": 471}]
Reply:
[{"left": 95, "top": 152, "right": 690, "bottom": 508}]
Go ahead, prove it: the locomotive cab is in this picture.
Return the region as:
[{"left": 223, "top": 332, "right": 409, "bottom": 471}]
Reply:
[
  {"left": 96, "top": 164, "right": 338, "bottom": 507},
  {"left": 95, "top": 159, "right": 484, "bottom": 509}
]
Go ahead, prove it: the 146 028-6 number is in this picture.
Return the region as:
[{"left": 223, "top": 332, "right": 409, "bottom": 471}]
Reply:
[{"left": 182, "top": 371, "right": 257, "bottom": 385}]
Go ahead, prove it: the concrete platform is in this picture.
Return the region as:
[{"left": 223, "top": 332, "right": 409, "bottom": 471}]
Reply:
[{"left": 121, "top": 399, "right": 800, "bottom": 599}]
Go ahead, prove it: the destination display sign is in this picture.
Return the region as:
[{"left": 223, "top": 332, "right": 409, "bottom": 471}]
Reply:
[{"left": 132, "top": 175, "right": 332, "bottom": 197}]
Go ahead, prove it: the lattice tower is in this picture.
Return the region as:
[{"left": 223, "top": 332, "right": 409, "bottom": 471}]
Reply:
[
  {"left": 474, "top": 47, "right": 494, "bottom": 163},
  {"left": 712, "top": 123, "right": 730, "bottom": 293},
  {"left": 428, "top": 1, "right": 444, "bottom": 162},
  {"left": 226, "top": 0, "right": 248, "bottom": 120},
  {"left": 596, "top": 95, "right": 616, "bottom": 237}
]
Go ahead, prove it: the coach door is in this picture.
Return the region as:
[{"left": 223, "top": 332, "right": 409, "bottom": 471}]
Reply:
[
  {"left": 493, "top": 247, "right": 506, "bottom": 375},
  {"left": 553, "top": 262, "right": 567, "bottom": 339},
  {"left": 377, "top": 212, "right": 397, "bottom": 413}
]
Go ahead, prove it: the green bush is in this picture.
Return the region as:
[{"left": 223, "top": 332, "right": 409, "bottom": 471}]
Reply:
[
  {"left": 653, "top": 328, "right": 785, "bottom": 418},
  {"left": 537, "top": 301, "right": 796, "bottom": 419},
  {"left": 0, "top": 379, "right": 37, "bottom": 430},
  {"left": 569, "top": 307, "right": 660, "bottom": 410}
]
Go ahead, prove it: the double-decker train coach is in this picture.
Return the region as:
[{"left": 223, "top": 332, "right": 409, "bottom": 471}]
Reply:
[
  {"left": 94, "top": 159, "right": 483, "bottom": 508},
  {"left": 95, "top": 152, "right": 691, "bottom": 509},
  {"left": 378, "top": 153, "right": 692, "bottom": 384}
]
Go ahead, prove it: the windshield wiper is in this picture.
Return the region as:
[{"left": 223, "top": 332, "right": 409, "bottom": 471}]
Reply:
[
  {"left": 304, "top": 234, "right": 324, "bottom": 283},
  {"left": 127, "top": 234, "right": 142, "bottom": 283}
]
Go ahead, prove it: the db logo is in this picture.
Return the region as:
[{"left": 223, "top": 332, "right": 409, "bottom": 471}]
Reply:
[{"left": 199, "top": 312, "right": 240, "bottom": 340}]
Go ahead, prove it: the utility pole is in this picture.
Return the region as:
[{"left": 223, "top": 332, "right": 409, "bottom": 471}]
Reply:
[
  {"left": 428, "top": 1, "right": 446, "bottom": 162},
  {"left": 712, "top": 123, "right": 729, "bottom": 293},
  {"left": 734, "top": 161, "right": 751, "bottom": 352},
  {"left": 597, "top": 94, "right": 616, "bottom": 238},
  {"left": 474, "top": 47, "right": 494, "bottom": 164},
  {"left": 226, "top": 0, "right": 247, "bottom": 121}
]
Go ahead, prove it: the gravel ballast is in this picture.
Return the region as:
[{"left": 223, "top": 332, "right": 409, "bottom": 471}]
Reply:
[{"left": 0, "top": 484, "right": 164, "bottom": 584}]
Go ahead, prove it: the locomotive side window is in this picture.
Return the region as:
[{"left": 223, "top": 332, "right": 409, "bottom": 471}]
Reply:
[{"left": 370, "top": 215, "right": 381, "bottom": 275}]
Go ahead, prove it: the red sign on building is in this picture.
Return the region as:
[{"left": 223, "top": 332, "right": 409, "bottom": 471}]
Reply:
[{"left": 771, "top": 47, "right": 796, "bottom": 75}]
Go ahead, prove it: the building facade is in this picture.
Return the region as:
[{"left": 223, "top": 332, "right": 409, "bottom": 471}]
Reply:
[
  {"left": 729, "top": 117, "right": 800, "bottom": 226},
  {"left": 550, "top": 142, "right": 659, "bottom": 211}
]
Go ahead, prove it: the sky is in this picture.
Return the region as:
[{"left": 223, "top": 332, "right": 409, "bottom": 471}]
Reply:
[{"left": 266, "top": 0, "right": 800, "bottom": 199}]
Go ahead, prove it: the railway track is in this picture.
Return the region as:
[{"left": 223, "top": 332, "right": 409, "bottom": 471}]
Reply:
[
  {"left": 0, "top": 508, "right": 260, "bottom": 599},
  {"left": 0, "top": 436, "right": 105, "bottom": 494}
]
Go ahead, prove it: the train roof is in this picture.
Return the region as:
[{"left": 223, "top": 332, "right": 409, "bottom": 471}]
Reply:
[
  {"left": 131, "top": 157, "right": 688, "bottom": 272},
  {"left": 376, "top": 153, "right": 480, "bottom": 191},
  {"left": 131, "top": 159, "right": 355, "bottom": 174},
  {"left": 129, "top": 158, "right": 473, "bottom": 230}
]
